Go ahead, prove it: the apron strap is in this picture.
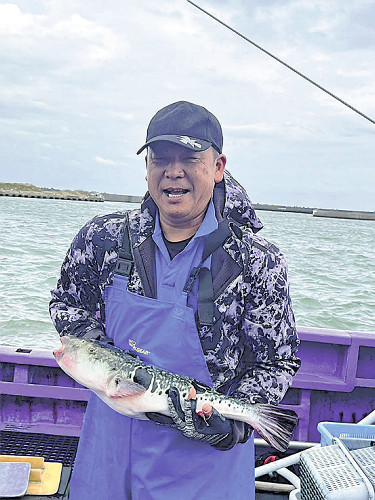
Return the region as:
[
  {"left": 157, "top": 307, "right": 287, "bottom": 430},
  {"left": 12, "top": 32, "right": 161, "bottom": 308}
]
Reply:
[
  {"left": 114, "top": 215, "right": 134, "bottom": 277},
  {"left": 184, "top": 219, "right": 233, "bottom": 327},
  {"left": 114, "top": 215, "right": 236, "bottom": 326},
  {"left": 197, "top": 267, "right": 214, "bottom": 327}
]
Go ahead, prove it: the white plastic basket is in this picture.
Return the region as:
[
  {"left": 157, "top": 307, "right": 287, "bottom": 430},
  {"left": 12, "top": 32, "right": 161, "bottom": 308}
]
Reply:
[
  {"left": 318, "top": 422, "right": 375, "bottom": 448},
  {"left": 300, "top": 440, "right": 375, "bottom": 500}
]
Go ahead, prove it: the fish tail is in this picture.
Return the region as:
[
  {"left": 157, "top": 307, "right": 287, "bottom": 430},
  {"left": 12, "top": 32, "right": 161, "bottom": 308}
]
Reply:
[{"left": 251, "top": 404, "right": 298, "bottom": 452}]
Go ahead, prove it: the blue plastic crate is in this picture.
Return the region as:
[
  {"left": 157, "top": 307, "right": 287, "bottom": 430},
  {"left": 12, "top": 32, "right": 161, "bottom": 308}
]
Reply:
[{"left": 318, "top": 421, "right": 375, "bottom": 447}]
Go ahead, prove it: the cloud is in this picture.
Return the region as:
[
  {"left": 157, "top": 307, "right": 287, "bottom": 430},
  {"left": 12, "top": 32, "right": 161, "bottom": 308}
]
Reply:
[
  {"left": 94, "top": 156, "right": 119, "bottom": 166},
  {"left": 0, "top": 4, "right": 127, "bottom": 76},
  {"left": 0, "top": 3, "right": 43, "bottom": 35},
  {"left": 110, "top": 112, "right": 134, "bottom": 121},
  {"left": 52, "top": 13, "right": 124, "bottom": 68},
  {"left": 225, "top": 123, "right": 278, "bottom": 137}
]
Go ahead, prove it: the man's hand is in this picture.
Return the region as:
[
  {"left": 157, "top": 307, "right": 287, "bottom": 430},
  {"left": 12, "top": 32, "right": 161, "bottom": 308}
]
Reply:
[{"left": 146, "top": 386, "right": 246, "bottom": 451}]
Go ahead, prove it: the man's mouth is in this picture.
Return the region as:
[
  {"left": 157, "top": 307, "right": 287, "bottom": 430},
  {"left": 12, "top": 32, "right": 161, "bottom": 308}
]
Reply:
[{"left": 163, "top": 188, "right": 189, "bottom": 198}]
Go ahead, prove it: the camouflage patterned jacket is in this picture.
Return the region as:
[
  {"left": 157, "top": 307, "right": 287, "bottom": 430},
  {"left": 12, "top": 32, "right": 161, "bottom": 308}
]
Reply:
[{"left": 50, "top": 171, "right": 300, "bottom": 405}]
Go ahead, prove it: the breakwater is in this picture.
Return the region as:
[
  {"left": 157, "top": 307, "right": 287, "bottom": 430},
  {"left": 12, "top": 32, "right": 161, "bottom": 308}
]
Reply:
[
  {"left": 101, "top": 193, "right": 143, "bottom": 203},
  {"left": 313, "top": 209, "right": 375, "bottom": 221},
  {"left": 0, "top": 188, "right": 142, "bottom": 204},
  {"left": 0, "top": 191, "right": 143, "bottom": 204},
  {"left": 0, "top": 191, "right": 103, "bottom": 202},
  {"left": 252, "top": 204, "right": 375, "bottom": 221},
  {"left": 253, "top": 204, "right": 313, "bottom": 214},
  {"left": 0, "top": 183, "right": 104, "bottom": 202}
]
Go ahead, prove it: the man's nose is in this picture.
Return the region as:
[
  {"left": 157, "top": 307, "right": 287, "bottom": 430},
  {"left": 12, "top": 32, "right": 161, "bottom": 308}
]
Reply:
[{"left": 165, "top": 161, "right": 184, "bottom": 177}]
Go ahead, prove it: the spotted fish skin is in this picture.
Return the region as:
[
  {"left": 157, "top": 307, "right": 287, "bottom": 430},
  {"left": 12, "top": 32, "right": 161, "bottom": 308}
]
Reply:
[{"left": 53, "top": 336, "right": 298, "bottom": 451}]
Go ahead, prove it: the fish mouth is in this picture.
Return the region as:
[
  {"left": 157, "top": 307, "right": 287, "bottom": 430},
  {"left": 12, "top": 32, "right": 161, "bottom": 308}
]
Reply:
[
  {"left": 53, "top": 337, "right": 67, "bottom": 361},
  {"left": 163, "top": 188, "right": 190, "bottom": 198}
]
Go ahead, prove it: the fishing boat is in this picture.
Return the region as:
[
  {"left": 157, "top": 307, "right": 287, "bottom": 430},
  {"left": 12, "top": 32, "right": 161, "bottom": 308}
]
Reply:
[{"left": 1, "top": 325, "right": 375, "bottom": 499}]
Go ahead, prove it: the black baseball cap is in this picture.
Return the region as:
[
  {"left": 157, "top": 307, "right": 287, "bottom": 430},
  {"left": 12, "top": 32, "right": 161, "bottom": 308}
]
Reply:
[{"left": 136, "top": 101, "right": 223, "bottom": 155}]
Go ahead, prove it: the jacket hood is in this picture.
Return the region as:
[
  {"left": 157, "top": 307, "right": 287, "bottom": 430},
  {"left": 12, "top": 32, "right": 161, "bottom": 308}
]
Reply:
[
  {"left": 214, "top": 170, "right": 263, "bottom": 233},
  {"left": 141, "top": 169, "right": 263, "bottom": 233}
]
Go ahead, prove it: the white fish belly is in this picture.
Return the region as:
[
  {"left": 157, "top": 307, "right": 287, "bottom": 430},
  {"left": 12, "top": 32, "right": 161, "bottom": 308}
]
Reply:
[{"left": 94, "top": 388, "right": 170, "bottom": 420}]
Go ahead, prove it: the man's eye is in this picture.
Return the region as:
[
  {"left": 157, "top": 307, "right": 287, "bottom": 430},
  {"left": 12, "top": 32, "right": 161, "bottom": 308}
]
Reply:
[
  {"left": 152, "top": 158, "right": 168, "bottom": 166},
  {"left": 184, "top": 157, "right": 200, "bottom": 163}
]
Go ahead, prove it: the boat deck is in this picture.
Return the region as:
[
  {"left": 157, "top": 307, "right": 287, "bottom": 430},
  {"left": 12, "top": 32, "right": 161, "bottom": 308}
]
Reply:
[
  {"left": 2, "top": 325, "right": 375, "bottom": 498},
  {"left": 0, "top": 430, "right": 76, "bottom": 499}
]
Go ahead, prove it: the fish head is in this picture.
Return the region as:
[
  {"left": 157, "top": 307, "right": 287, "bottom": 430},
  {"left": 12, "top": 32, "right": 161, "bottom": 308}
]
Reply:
[{"left": 53, "top": 336, "right": 112, "bottom": 392}]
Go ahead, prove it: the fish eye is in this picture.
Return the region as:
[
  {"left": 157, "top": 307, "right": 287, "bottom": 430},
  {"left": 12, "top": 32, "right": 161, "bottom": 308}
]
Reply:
[{"left": 87, "top": 347, "right": 96, "bottom": 354}]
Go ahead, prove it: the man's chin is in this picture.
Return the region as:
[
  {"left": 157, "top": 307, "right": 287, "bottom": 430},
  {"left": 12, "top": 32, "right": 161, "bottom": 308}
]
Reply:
[
  {"left": 159, "top": 195, "right": 190, "bottom": 212},
  {"left": 162, "top": 206, "right": 191, "bottom": 220}
]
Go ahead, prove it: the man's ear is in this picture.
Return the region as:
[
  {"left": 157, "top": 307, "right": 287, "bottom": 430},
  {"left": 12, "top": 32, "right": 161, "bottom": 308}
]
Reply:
[{"left": 214, "top": 154, "right": 226, "bottom": 183}]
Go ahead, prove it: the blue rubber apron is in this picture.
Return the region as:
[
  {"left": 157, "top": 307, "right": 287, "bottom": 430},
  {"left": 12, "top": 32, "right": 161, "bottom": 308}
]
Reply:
[{"left": 69, "top": 274, "right": 255, "bottom": 500}]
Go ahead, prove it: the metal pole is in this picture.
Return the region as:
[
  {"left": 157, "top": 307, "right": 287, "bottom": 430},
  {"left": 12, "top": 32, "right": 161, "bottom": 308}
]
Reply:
[
  {"left": 254, "top": 438, "right": 317, "bottom": 450},
  {"left": 255, "top": 481, "right": 295, "bottom": 492},
  {"left": 358, "top": 410, "right": 375, "bottom": 425},
  {"left": 277, "top": 467, "right": 300, "bottom": 489}
]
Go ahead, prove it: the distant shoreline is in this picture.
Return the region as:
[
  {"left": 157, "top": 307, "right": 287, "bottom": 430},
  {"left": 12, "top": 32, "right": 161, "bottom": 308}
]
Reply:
[
  {"left": 0, "top": 182, "right": 103, "bottom": 202},
  {"left": 0, "top": 191, "right": 103, "bottom": 202},
  {"left": 251, "top": 203, "right": 375, "bottom": 221},
  {"left": 1, "top": 183, "right": 374, "bottom": 220}
]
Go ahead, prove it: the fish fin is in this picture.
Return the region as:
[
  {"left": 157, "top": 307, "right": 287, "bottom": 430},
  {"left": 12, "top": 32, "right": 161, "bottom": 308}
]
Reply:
[
  {"left": 252, "top": 405, "right": 298, "bottom": 452},
  {"left": 106, "top": 374, "right": 146, "bottom": 399},
  {"left": 192, "top": 379, "right": 212, "bottom": 394}
]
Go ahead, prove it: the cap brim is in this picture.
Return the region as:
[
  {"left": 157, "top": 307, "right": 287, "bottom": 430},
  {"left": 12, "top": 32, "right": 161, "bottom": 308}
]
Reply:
[{"left": 136, "top": 135, "right": 212, "bottom": 155}]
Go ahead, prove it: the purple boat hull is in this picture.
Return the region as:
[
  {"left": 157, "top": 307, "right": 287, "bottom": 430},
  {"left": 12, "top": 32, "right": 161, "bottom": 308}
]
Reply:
[{"left": 1, "top": 326, "right": 375, "bottom": 443}]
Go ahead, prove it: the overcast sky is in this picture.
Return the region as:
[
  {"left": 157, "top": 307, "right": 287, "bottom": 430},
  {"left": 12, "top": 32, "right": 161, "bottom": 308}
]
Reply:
[{"left": 1, "top": 0, "right": 374, "bottom": 210}]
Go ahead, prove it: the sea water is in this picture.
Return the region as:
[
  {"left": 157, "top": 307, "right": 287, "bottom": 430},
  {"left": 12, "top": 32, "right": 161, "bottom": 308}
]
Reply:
[{"left": 0, "top": 196, "right": 374, "bottom": 350}]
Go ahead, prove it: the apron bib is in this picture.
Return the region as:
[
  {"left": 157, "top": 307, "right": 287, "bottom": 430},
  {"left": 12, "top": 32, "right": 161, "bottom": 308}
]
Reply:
[{"left": 69, "top": 274, "right": 255, "bottom": 500}]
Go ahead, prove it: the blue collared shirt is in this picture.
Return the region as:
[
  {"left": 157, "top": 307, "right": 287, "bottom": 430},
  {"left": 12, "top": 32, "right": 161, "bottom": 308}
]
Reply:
[{"left": 152, "top": 199, "right": 218, "bottom": 307}]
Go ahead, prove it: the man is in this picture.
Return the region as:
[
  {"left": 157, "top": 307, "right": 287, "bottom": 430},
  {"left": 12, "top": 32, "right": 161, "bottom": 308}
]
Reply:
[{"left": 50, "top": 101, "right": 300, "bottom": 499}]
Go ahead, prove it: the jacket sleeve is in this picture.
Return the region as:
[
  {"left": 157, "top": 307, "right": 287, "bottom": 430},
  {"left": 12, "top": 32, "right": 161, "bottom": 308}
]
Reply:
[
  {"left": 49, "top": 216, "right": 117, "bottom": 341},
  {"left": 232, "top": 242, "right": 300, "bottom": 405}
]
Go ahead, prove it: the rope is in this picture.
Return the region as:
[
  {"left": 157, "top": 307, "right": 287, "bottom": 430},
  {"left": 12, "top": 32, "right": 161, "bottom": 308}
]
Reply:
[{"left": 186, "top": 0, "right": 375, "bottom": 126}]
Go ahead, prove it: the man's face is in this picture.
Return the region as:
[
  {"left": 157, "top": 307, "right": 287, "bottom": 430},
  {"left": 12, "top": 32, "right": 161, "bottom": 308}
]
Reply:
[{"left": 146, "top": 142, "right": 226, "bottom": 229}]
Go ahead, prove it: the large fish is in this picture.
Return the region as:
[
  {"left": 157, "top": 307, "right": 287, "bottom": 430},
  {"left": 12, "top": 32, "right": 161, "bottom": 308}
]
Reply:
[{"left": 53, "top": 336, "right": 298, "bottom": 451}]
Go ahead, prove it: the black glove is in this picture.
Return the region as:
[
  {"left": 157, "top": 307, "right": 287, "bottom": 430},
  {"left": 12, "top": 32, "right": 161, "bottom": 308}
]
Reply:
[
  {"left": 146, "top": 387, "right": 246, "bottom": 451},
  {"left": 82, "top": 329, "right": 114, "bottom": 345}
]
